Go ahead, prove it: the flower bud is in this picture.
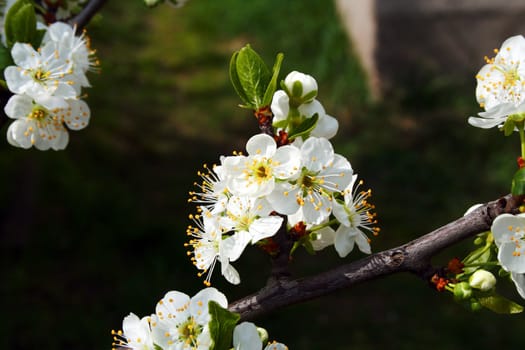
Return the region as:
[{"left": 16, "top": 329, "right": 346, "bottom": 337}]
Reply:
[
  {"left": 284, "top": 71, "right": 318, "bottom": 104},
  {"left": 469, "top": 269, "right": 497, "bottom": 291},
  {"left": 257, "top": 327, "right": 269, "bottom": 344},
  {"left": 470, "top": 298, "right": 483, "bottom": 312},
  {"left": 144, "top": 0, "right": 163, "bottom": 7},
  {"left": 453, "top": 282, "right": 472, "bottom": 301}
]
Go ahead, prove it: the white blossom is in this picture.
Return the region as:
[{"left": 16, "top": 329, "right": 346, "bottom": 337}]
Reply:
[
  {"left": 268, "top": 137, "right": 352, "bottom": 225},
  {"left": 112, "top": 313, "right": 156, "bottom": 350},
  {"left": 221, "top": 133, "right": 301, "bottom": 198},
  {"left": 491, "top": 213, "right": 525, "bottom": 274},
  {"left": 5, "top": 41, "right": 77, "bottom": 109},
  {"left": 470, "top": 35, "right": 525, "bottom": 129},
  {"left": 331, "top": 175, "right": 378, "bottom": 257},
  {"left": 150, "top": 288, "right": 227, "bottom": 350},
  {"left": 5, "top": 94, "right": 89, "bottom": 150}
]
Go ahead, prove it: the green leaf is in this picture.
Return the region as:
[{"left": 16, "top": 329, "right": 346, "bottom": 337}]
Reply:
[
  {"left": 502, "top": 117, "right": 515, "bottom": 136},
  {"left": 4, "top": 0, "right": 37, "bottom": 48},
  {"left": 0, "top": 43, "right": 13, "bottom": 72},
  {"left": 511, "top": 167, "right": 525, "bottom": 195},
  {"left": 234, "top": 45, "right": 271, "bottom": 109},
  {"left": 288, "top": 113, "right": 319, "bottom": 140},
  {"left": 153, "top": 344, "right": 163, "bottom": 350},
  {"left": 31, "top": 28, "right": 46, "bottom": 49},
  {"left": 208, "top": 300, "right": 240, "bottom": 350},
  {"left": 478, "top": 295, "right": 523, "bottom": 314},
  {"left": 261, "top": 52, "right": 283, "bottom": 106},
  {"left": 229, "top": 50, "right": 251, "bottom": 108}
]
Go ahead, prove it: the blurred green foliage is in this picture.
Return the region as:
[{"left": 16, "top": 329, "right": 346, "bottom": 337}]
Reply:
[{"left": 0, "top": 0, "right": 524, "bottom": 349}]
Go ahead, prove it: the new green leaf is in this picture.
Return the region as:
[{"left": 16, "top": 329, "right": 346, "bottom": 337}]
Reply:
[
  {"left": 511, "top": 167, "right": 525, "bottom": 195},
  {"left": 288, "top": 113, "right": 319, "bottom": 140},
  {"left": 4, "top": 0, "right": 37, "bottom": 48},
  {"left": 262, "top": 52, "right": 283, "bottom": 106},
  {"left": 478, "top": 295, "right": 523, "bottom": 314},
  {"left": 208, "top": 300, "right": 240, "bottom": 350}
]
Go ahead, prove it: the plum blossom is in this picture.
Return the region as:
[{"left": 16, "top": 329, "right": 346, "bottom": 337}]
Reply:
[
  {"left": 491, "top": 213, "right": 525, "bottom": 298},
  {"left": 268, "top": 137, "right": 352, "bottom": 225},
  {"left": 187, "top": 209, "right": 248, "bottom": 285},
  {"left": 331, "top": 175, "right": 378, "bottom": 257},
  {"left": 5, "top": 41, "right": 77, "bottom": 109},
  {"left": 221, "top": 133, "right": 301, "bottom": 198},
  {"left": 221, "top": 196, "right": 283, "bottom": 244},
  {"left": 112, "top": 313, "right": 156, "bottom": 350},
  {"left": 271, "top": 75, "right": 338, "bottom": 140},
  {"left": 491, "top": 213, "right": 525, "bottom": 273},
  {"left": 43, "top": 21, "right": 98, "bottom": 92},
  {"left": 233, "top": 322, "right": 288, "bottom": 350},
  {"left": 5, "top": 93, "right": 89, "bottom": 150},
  {"left": 469, "top": 35, "right": 525, "bottom": 129},
  {"left": 150, "top": 288, "right": 227, "bottom": 350},
  {"left": 283, "top": 70, "right": 317, "bottom": 104}
]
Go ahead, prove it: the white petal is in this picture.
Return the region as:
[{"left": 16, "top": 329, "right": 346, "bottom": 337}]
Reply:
[
  {"left": 491, "top": 213, "right": 525, "bottom": 247},
  {"left": 332, "top": 201, "right": 350, "bottom": 227},
  {"left": 354, "top": 230, "right": 372, "bottom": 254},
  {"left": 334, "top": 226, "right": 355, "bottom": 257},
  {"left": 298, "top": 99, "right": 325, "bottom": 119},
  {"left": 4, "top": 66, "right": 30, "bottom": 94},
  {"left": 8, "top": 120, "right": 32, "bottom": 148},
  {"left": 272, "top": 144, "right": 301, "bottom": 179},
  {"left": 190, "top": 287, "right": 228, "bottom": 325},
  {"left": 498, "top": 242, "right": 525, "bottom": 273},
  {"left": 64, "top": 99, "right": 90, "bottom": 130},
  {"left": 11, "top": 43, "right": 39, "bottom": 68},
  {"left": 246, "top": 133, "right": 276, "bottom": 157},
  {"left": 222, "top": 231, "right": 251, "bottom": 262},
  {"left": 511, "top": 272, "right": 525, "bottom": 299},
  {"left": 311, "top": 226, "right": 335, "bottom": 251},
  {"left": 270, "top": 90, "right": 289, "bottom": 123},
  {"left": 4, "top": 94, "right": 33, "bottom": 119},
  {"left": 233, "top": 322, "right": 262, "bottom": 350},
  {"left": 222, "top": 263, "right": 241, "bottom": 285},
  {"left": 266, "top": 183, "right": 300, "bottom": 215},
  {"left": 250, "top": 216, "right": 283, "bottom": 243},
  {"left": 156, "top": 291, "right": 190, "bottom": 323},
  {"left": 301, "top": 137, "right": 334, "bottom": 173},
  {"left": 311, "top": 114, "right": 338, "bottom": 139}
]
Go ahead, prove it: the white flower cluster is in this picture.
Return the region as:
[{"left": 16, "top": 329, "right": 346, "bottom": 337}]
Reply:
[
  {"left": 187, "top": 71, "right": 379, "bottom": 285},
  {"left": 113, "top": 287, "right": 287, "bottom": 350},
  {"left": 491, "top": 214, "right": 525, "bottom": 299},
  {"left": 469, "top": 35, "right": 525, "bottom": 129},
  {"left": 113, "top": 288, "right": 227, "bottom": 350},
  {"left": 2, "top": 20, "right": 97, "bottom": 150}
]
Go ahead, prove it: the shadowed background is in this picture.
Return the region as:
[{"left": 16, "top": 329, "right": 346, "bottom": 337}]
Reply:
[{"left": 1, "top": 1, "right": 524, "bottom": 349}]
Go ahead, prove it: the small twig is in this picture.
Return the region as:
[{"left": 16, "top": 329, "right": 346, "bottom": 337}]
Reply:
[
  {"left": 69, "top": 0, "right": 109, "bottom": 32},
  {"left": 229, "top": 194, "right": 523, "bottom": 320}
]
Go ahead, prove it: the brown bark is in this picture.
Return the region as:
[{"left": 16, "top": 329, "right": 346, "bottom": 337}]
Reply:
[{"left": 229, "top": 194, "right": 524, "bottom": 320}]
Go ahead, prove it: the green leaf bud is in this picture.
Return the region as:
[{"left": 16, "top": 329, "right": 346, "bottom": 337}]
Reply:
[{"left": 453, "top": 282, "right": 472, "bottom": 301}]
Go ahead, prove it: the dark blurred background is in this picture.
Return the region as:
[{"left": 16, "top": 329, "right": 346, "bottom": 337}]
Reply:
[{"left": 1, "top": 0, "right": 525, "bottom": 349}]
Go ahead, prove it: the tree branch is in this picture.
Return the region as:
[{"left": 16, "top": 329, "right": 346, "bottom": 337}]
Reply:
[
  {"left": 69, "top": 0, "right": 109, "bottom": 32},
  {"left": 229, "top": 194, "right": 524, "bottom": 320}
]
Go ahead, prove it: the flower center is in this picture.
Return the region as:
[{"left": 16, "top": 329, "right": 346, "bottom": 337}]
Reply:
[
  {"left": 177, "top": 317, "right": 202, "bottom": 347},
  {"left": 29, "top": 107, "right": 48, "bottom": 121},
  {"left": 503, "top": 67, "right": 520, "bottom": 89},
  {"left": 247, "top": 158, "right": 272, "bottom": 183},
  {"left": 32, "top": 68, "right": 51, "bottom": 83}
]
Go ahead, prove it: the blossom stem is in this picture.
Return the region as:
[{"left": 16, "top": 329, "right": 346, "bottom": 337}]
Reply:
[
  {"left": 518, "top": 121, "right": 525, "bottom": 160},
  {"left": 463, "top": 261, "right": 500, "bottom": 268},
  {"left": 309, "top": 218, "right": 338, "bottom": 232}
]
